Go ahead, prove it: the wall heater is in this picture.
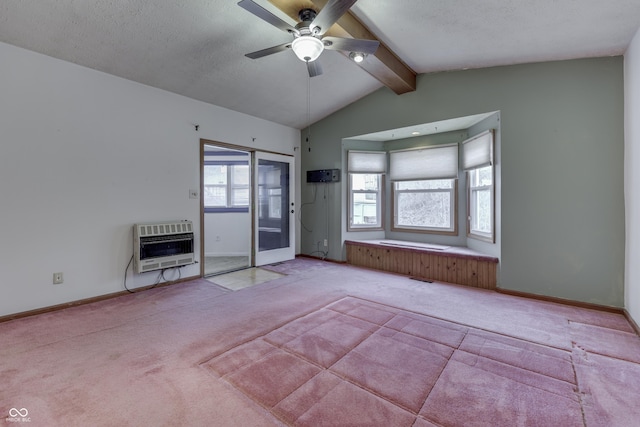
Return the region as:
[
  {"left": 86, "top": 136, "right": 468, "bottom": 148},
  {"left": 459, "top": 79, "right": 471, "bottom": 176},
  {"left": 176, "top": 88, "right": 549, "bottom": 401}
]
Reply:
[{"left": 133, "top": 221, "right": 195, "bottom": 273}]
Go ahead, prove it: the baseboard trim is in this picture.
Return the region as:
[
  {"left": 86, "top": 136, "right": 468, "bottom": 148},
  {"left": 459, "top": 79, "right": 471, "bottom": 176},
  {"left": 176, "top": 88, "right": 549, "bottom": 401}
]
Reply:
[
  {"left": 496, "top": 287, "right": 624, "bottom": 314},
  {"left": 297, "top": 253, "right": 345, "bottom": 264},
  {"left": 0, "top": 274, "right": 200, "bottom": 323},
  {"left": 623, "top": 309, "right": 640, "bottom": 336}
]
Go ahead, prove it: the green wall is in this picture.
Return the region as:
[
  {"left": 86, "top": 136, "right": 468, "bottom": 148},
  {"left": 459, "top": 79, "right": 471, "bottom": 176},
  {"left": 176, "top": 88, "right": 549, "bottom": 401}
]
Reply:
[{"left": 300, "top": 57, "right": 624, "bottom": 307}]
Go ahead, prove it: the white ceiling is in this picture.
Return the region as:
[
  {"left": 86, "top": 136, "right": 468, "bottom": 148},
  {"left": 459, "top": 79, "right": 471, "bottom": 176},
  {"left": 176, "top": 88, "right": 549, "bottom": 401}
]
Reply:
[
  {"left": 346, "top": 112, "right": 497, "bottom": 142},
  {"left": 0, "top": 1, "right": 638, "bottom": 130}
]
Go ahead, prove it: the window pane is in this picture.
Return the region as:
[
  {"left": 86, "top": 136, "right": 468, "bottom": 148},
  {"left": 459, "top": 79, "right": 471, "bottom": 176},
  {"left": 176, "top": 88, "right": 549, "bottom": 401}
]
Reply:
[
  {"left": 349, "top": 173, "right": 382, "bottom": 229},
  {"left": 468, "top": 165, "right": 493, "bottom": 239},
  {"left": 351, "top": 173, "right": 379, "bottom": 191},
  {"left": 470, "top": 166, "right": 492, "bottom": 187},
  {"left": 397, "top": 192, "right": 451, "bottom": 228},
  {"left": 352, "top": 192, "right": 378, "bottom": 225},
  {"left": 269, "top": 188, "right": 281, "bottom": 218},
  {"left": 258, "top": 186, "right": 264, "bottom": 218},
  {"left": 204, "top": 165, "right": 227, "bottom": 185},
  {"left": 472, "top": 189, "right": 492, "bottom": 233},
  {"left": 204, "top": 186, "right": 226, "bottom": 206},
  {"left": 397, "top": 179, "right": 452, "bottom": 190},
  {"left": 232, "top": 165, "right": 249, "bottom": 185},
  {"left": 232, "top": 188, "right": 249, "bottom": 206}
]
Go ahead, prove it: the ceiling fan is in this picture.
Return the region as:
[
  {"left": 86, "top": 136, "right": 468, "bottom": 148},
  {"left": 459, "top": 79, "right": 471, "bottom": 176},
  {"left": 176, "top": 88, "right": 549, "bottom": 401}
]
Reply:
[{"left": 238, "top": 0, "right": 380, "bottom": 77}]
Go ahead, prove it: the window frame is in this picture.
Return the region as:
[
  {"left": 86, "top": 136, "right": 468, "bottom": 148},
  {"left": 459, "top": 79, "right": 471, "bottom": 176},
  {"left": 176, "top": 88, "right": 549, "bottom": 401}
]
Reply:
[
  {"left": 467, "top": 165, "right": 495, "bottom": 242},
  {"left": 391, "top": 178, "right": 458, "bottom": 235},
  {"left": 347, "top": 173, "right": 385, "bottom": 231}
]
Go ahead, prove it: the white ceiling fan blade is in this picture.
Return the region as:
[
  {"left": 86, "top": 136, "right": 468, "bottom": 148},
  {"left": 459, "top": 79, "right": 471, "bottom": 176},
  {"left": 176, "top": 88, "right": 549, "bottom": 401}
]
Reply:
[
  {"left": 310, "top": 0, "right": 358, "bottom": 35},
  {"left": 322, "top": 36, "right": 379, "bottom": 55},
  {"left": 238, "top": 0, "right": 299, "bottom": 35},
  {"left": 245, "top": 42, "right": 291, "bottom": 59}
]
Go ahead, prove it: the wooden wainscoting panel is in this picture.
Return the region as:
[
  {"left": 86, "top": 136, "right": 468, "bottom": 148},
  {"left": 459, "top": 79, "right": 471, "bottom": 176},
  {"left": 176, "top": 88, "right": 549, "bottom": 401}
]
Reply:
[
  {"left": 467, "top": 258, "right": 478, "bottom": 287},
  {"left": 345, "top": 240, "right": 498, "bottom": 290}
]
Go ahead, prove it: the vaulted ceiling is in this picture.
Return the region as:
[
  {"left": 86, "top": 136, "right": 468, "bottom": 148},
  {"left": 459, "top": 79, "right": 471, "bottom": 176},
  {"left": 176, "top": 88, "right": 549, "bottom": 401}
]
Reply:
[{"left": 1, "top": 1, "right": 638, "bottom": 129}]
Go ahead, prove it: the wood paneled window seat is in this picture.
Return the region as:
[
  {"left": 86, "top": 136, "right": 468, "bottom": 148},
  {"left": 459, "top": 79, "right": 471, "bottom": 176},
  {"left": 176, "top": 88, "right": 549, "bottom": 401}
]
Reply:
[{"left": 345, "top": 239, "right": 499, "bottom": 290}]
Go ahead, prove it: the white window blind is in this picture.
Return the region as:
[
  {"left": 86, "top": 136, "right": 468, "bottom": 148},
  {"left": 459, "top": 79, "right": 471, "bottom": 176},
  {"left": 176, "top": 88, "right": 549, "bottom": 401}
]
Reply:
[
  {"left": 389, "top": 143, "right": 458, "bottom": 181},
  {"left": 462, "top": 130, "right": 494, "bottom": 170},
  {"left": 348, "top": 150, "right": 386, "bottom": 173}
]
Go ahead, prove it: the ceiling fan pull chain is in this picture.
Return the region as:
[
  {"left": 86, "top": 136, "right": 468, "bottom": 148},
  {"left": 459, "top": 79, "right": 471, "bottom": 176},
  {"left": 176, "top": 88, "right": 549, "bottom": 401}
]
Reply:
[{"left": 307, "top": 68, "right": 312, "bottom": 152}]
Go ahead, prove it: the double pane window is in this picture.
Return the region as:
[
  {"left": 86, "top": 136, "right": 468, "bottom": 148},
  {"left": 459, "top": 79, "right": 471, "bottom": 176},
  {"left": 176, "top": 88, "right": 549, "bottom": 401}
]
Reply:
[
  {"left": 468, "top": 166, "right": 493, "bottom": 237},
  {"left": 463, "top": 130, "right": 494, "bottom": 241},
  {"left": 348, "top": 151, "right": 386, "bottom": 230},
  {"left": 204, "top": 163, "right": 249, "bottom": 210},
  {"left": 350, "top": 173, "right": 382, "bottom": 228},
  {"left": 390, "top": 144, "right": 458, "bottom": 234}
]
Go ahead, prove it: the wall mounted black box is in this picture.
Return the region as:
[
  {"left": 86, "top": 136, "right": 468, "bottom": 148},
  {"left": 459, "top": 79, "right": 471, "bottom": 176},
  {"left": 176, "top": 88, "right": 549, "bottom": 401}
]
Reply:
[{"left": 307, "top": 169, "right": 341, "bottom": 183}]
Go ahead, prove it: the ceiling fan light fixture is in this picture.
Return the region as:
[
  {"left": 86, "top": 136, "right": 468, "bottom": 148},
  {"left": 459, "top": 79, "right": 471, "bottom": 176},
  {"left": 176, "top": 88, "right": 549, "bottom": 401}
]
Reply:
[
  {"left": 349, "top": 52, "right": 366, "bottom": 63},
  {"left": 292, "top": 36, "right": 324, "bottom": 62}
]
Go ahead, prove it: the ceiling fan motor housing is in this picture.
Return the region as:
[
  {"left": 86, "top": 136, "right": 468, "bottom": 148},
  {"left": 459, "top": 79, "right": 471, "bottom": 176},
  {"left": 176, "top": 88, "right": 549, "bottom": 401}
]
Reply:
[
  {"left": 292, "top": 8, "right": 324, "bottom": 62},
  {"left": 298, "top": 8, "right": 318, "bottom": 26}
]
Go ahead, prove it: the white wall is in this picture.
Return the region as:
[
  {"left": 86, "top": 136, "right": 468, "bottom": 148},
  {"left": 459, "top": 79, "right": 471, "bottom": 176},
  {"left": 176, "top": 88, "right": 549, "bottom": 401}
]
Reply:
[
  {"left": 0, "top": 41, "right": 300, "bottom": 317},
  {"left": 625, "top": 28, "right": 640, "bottom": 325},
  {"left": 204, "top": 213, "right": 251, "bottom": 256}
]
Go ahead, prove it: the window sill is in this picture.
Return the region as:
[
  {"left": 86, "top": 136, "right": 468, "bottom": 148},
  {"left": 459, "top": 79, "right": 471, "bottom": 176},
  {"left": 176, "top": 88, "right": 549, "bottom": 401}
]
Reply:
[{"left": 204, "top": 207, "right": 249, "bottom": 213}]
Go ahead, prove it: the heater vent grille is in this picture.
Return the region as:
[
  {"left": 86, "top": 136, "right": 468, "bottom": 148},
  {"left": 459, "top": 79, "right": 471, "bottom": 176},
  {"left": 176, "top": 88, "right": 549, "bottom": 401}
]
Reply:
[{"left": 133, "top": 221, "right": 195, "bottom": 273}]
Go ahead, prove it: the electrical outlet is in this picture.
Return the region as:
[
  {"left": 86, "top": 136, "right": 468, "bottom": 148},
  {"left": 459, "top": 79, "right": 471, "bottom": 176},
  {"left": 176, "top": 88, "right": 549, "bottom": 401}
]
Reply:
[
  {"left": 323, "top": 239, "right": 328, "bottom": 247},
  {"left": 189, "top": 189, "right": 198, "bottom": 199},
  {"left": 53, "top": 272, "right": 64, "bottom": 284}
]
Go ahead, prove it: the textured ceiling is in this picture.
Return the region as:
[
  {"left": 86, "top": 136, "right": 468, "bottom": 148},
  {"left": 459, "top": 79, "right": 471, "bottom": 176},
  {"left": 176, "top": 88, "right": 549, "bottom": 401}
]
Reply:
[{"left": 0, "top": 1, "right": 638, "bottom": 129}]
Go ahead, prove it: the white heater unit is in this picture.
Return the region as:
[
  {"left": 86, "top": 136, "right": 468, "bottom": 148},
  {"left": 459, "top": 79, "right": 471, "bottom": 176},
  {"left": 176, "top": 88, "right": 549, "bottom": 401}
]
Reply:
[{"left": 133, "top": 221, "right": 195, "bottom": 273}]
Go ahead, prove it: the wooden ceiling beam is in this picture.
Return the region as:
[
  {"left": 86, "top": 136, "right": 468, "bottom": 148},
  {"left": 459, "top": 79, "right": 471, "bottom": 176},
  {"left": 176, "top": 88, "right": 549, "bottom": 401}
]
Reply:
[{"left": 267, "top": 0, "right": 416, "bottom": 94}]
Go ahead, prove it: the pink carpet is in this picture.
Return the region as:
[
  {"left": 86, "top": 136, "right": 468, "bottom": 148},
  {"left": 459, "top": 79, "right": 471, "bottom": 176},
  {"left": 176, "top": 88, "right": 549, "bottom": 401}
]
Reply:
[
  {"left": 1, "top": 258, "right": 639, "bottom": 426},
  {"left": 203, "top": 297, "right": 583, "bottom": 426}
]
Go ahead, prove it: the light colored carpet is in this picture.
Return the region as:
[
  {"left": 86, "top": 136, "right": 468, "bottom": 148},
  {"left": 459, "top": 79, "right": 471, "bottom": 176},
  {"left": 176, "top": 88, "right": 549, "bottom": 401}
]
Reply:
[{"left": 1, "top": 259, "right": 639, "bottom": 426}]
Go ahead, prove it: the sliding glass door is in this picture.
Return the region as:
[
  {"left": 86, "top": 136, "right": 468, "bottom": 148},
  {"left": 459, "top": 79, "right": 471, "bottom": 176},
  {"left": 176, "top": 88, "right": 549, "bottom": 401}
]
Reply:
[{"left": 253, "top": 151, "right": 295, "bottom": 266}]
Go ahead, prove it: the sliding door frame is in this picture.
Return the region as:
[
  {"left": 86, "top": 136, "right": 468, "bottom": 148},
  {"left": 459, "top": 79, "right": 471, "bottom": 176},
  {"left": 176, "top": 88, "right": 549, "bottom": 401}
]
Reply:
[{"left": 199, "top": 138, "right": 294, "bottom": 277}]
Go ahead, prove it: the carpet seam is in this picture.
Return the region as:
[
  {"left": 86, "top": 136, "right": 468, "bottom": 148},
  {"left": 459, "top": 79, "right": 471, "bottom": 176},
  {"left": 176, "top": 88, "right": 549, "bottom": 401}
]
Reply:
[
  {"left": 349, "top": 295, "right": 574, "bottom": 352},
  {"left": 569, "top": 341, "right": 590, "bottom": 427},
  {"left": 453, "top": 348, "right": 580, "bottom": 400},
  {"left": 200, "top": 294, "right": 593, "bottom": 425},
  {"left": 270, "top": 371, "right": 343, "bottom": 425},
  {"left": 416, "top": 327, "right": 469, "bottom": 418},
  {"left": 195, "top": 296, "right": 347, "bottom": 366},
  {"left": 211, "top": 300, "right": 424, "bottom": 418},
  {"left": 272, "top": 307, "right": 425, "bottom": 418},
  {"left": 568, "top": 320, "right": 640, "bottom": 365},
  {"left": 322, "top": 310, "right": 453, "bottom": 416}
]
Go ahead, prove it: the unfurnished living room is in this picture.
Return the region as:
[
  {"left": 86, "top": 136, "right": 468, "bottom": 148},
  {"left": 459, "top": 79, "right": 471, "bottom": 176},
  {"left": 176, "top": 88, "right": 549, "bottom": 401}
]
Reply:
[{"left": 2, "top": 1, "right": 640, "bottom": 426}]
